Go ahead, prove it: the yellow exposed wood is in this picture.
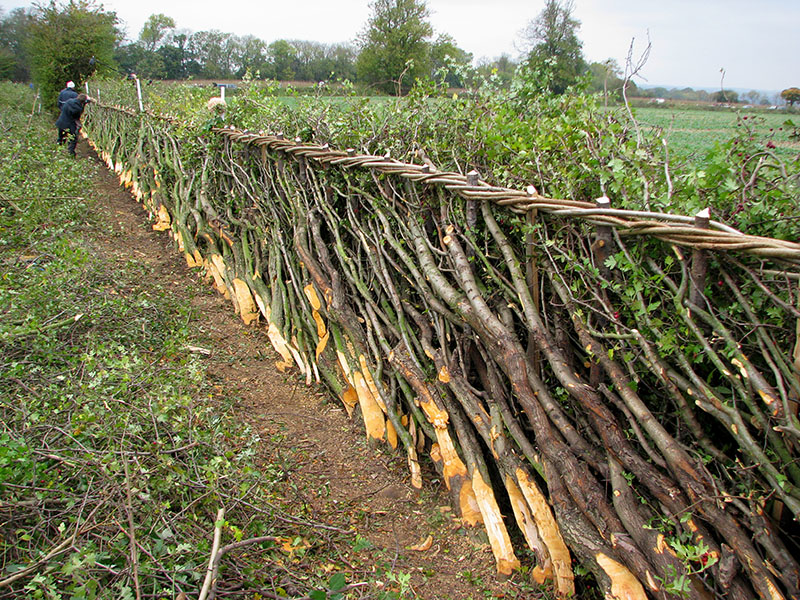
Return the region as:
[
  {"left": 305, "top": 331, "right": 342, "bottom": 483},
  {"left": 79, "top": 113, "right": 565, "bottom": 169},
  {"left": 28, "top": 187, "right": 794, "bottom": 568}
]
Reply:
[
  {"left": 419, "top": 398, "right": 449, "bottom": 429},
  {"left": 253, "top": 291, "right": 270, "bottom": 321},
  {"left": 438, "top": 365, "right": 451, "bottom": 383},
  {"left": 472, "top": 470, "right": 520, "bottom": 575},
  {"left": 766, "top": 577, "right": 786, "bottom": 600},
  {"left": 386, "top": 418, "right": 398, "bottom": 449},
  {"left": 340, "top": 385, "right": 358, "bottom": 418},
  {"left": 459, "top": 479, "right": 483, "bottom": 526},
  {"left": 532, "top": 564, "right": 554, "bottom": 586},
  {"left": 505, "top": 474, "right": 550, "bottom": 575},
  {"left": 353, "top": 371, "right": 386, "bottom": 442},
  {"left": 436, "top": 429, "right": 466, "bottom": 483},
  {"left": 515, "top": 468, "right": 574, "bottom": 597},
  {"left": 232, "top": 278, "right": 259, "bottom": 326},
  {"left": 303, "top": 283, "right": 329, "bottom": 358},
  {"left": 309, "top": 308, "right": 326, "bottom": 338},
  {"left": 289, "top": 335, "right": 310, "bottom": 381},
  {"left": 407, "top": 445, "right": 423, "bottom": 489},
  {"left": 359, "top": 355, "right": 386, "bottom": 412},
  {"left": 337, "top": 350, "right": 352, "bottom": 380},
  {"left": 303, "top": 283, "right": 323, "bottom": 311},
  {"left": 595, "top": 553, "right": 647, "bottom": 600},
  {"left": 315, "top": 331, "right": 330, "bottom": 360},
  {"left": 757, "top": 389, "right": 780, "bottom": 416},
  {"left": 266, "top": 322, "right": 295, "bottom": 371},
  {"left": 408, "top": 535, "right": 433, "bottom": 551},
  {"left": 206, "top": 254, "right": 230, "bottom": 299}
]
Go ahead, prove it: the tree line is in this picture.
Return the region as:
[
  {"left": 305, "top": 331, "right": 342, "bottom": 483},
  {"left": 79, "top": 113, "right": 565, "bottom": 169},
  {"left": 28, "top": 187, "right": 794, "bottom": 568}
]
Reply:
[
  {"left": 1, "top": 0, "right": 633, "bottom": 99},
  {"left": 3, "top": 0, "right": 791, "bottom": 106}
]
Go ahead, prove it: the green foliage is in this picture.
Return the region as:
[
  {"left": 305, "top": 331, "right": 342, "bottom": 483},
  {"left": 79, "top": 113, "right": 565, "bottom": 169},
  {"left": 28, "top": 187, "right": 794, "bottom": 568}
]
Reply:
[
  {"left": 430, "top": 33, "right": 472, "bottom": 88},
  {"left": 520, "top": 0, "right": 586, "bottom": 95},
  {"left": 0, "top": 7, "right": 35, "bottom": 81},
  {"left": 586, "top": 59, "right": 627, "bottom": 103},
  {"left": 711, "top": 89, "right": 739, "bottom": 104},
  {"left": 267, "top": 39, "right": 298, "bottom": 80},
  {"left": 356, "top": 0, "right": 434, "bottom": 95},
  {"left": 138, "top": 13, "right": 175, "bottom": 52},
  {"left": 27, "top": 0, "right": 121, "bottom": 108}
]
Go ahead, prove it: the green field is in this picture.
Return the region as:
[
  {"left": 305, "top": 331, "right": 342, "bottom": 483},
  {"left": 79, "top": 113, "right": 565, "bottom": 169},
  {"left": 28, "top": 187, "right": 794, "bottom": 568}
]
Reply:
[{"left": 623, "top": 105, "right": 798, "bottom": 158}]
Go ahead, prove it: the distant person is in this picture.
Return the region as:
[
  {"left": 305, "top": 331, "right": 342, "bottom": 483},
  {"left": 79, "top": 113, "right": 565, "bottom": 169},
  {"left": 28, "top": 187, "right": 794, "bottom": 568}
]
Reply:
[
  {"left": 56, "top": 93, "right": 91, "bottom": 156},
  {"left": 57, "top": 81, "right": 78, "bottom": 110}
]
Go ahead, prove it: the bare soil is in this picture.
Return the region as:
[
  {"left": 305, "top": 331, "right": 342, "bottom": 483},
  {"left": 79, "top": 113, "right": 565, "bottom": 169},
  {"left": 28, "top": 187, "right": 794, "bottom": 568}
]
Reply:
[{"left": 78, "top": 139, "right": 518, "bottom": 600}]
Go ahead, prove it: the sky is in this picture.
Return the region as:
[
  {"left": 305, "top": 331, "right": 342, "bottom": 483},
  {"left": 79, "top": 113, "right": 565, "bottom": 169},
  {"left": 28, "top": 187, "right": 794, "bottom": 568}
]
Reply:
[{"left": 2, "top": 0, "right": 798, "bottom": 92}]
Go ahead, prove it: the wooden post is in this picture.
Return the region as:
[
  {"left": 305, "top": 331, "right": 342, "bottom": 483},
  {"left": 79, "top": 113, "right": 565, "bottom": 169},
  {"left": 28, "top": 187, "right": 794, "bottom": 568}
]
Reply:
[
  {"left": 593, "top": 196, "right": 615, "bottom": 280},
  {"left": 590, "top": 197, "right": 615, "bottom": 387},
  {"left": 466, "top": 170, "right": 479, "bottom": 231},
  {"left": 690, "top": 208, "right": 710, "bottom": 308},
  {"left": 525, "top": 186, "right": 541, "bottom": 372},
  {"left": 297, "top": 155, "right": 308, "bottom": 186}
]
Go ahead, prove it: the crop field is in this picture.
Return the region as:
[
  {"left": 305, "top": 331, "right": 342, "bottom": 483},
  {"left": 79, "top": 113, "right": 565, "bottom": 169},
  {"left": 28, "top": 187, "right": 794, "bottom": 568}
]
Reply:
[{"left": 625, "top": 105, "right": 798, "bottom": 157}]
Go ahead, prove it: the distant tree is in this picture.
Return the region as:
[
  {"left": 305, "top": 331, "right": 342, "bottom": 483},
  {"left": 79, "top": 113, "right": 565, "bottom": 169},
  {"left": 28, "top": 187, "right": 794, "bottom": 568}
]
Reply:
[
  {"left": 0, "top": 7, "right": 35, "bottom": 80},
  {"left": 267, "top": 39, "right": 297, "bottom": 80},
  {"left": 475, "top": 54, "right": 517, "bottom": 88},
  {"left": 712, "top": 89, "right": 739, "bottom": 103},
  {"left": 744, "top": 90, "right": 761, "bottom": 105},
  {"left": 587, "top": 59, "right": 623, "bottom": 105},
  {"left": 781, "top": 87, "right": 800, "bottom": 107},
  {"left": 519, "top": 0, "right": 585, "bottom": 94},
  {"left": 327, "top": 43, "right": 357, "bottom": 81},
  {"left": 430, "top": 33, "right": 472, "bottom": 88},
  {"left": 234, "top": 35, "right": 268, "bottom": 78},
  {"left": 356, "top": 0, "right": 433, "bottom": 95},
  {"left": 157, "top": 30, "right": 196, "bottom": 79},
  {"left": 114, "top": 42, "right": 144, "bottom": 76},
  {"left": 139, "top": 13, "right": 175, "bottom": 53},
  {"left": 189, "top": 30, "right": 236, "bottom": 79},
  {"left": 27, "top": 0, "right": 121, "bottom": 106},
  {"left": 280, "top": 41, "right": 355, "bottom": 82}
]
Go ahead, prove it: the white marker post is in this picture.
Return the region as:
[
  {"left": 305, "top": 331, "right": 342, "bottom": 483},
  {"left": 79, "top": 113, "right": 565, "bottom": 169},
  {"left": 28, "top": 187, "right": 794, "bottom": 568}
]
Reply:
[
  {"left": 85, "top": 81, "right": 89, "bottom": 94},
  {"left": 135, "top": 76, "right": 143, "bottom": 112},
  {"left": 220, "top": 85, "right": 226, "bottom": 102}
]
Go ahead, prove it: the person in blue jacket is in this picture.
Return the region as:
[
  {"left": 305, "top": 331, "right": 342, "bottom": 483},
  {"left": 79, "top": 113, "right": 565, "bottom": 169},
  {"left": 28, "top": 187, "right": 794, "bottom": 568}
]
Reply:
[
  {"left": 57, "top": 81, "right": 78, "bottom": 110},
  {"left": 56, "top": 94, "right": 91, "bottom": 156}
]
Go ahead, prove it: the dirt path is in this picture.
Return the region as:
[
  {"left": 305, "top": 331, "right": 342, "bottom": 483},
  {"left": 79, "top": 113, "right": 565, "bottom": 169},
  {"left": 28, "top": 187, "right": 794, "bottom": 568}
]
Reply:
[{"left": 78, "top": 140, "right": 512, "bottom": 599}]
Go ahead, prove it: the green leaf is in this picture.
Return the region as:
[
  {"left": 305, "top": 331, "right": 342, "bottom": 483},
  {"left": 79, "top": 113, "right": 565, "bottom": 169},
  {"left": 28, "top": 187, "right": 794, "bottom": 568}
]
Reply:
[{"left": 329, "top": 572, "right": 346, "bottom": 591}]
